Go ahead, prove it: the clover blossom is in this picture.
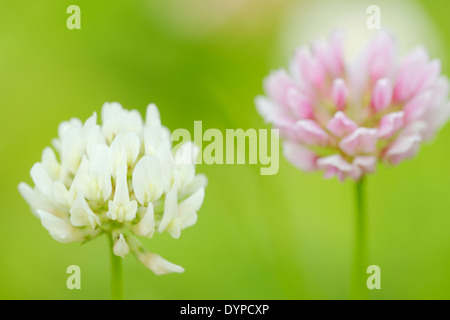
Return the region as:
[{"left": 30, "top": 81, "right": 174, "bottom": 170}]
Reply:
[
  {"left": 256, "top": 31, "right": 450, "bottom": 181},
  {"left": 19, "top": 102, "right": 207, "bottom": 275}
]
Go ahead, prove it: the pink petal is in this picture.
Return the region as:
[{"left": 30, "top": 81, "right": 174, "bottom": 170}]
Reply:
[
  {"left": 294, "top": 120, "right": 329, "bottom": 146},
  {"left": 383, "top": 135, "right": 422, "bottom": 165},
  {"left": 312, "top": 31, "right": 344, "bottom": 77},
  {"left": 283, "top": 141, "right": 317, "bottom": 172},
  {"left": 255, "top": 96, "right": 295, "bottom": 128},
  {"left": 263, "top": 70, "right": 295, "bottom": 106},
  {"left": 287, "top": 88, "right": 314, "bottom": 119},
  {"left": 339, "top": 128, "right": 378, "bottom": 156},
  {"left": 365, "top": 31, "right": 396, "bottom": 81},
  {"left": 317, "top": 154, "right": 353, "bottom": 181},
  {"left": 354, "top": 156, "right": 377, "bottom": 172},
  {"left": 377, "top": 111, "right": 404, "bottom": 138},
  {"left": 371, "top": 78, "right": 393, "bottom": 112},
  {"left": 400, "top": 122, "right": 426, "bottom": 138},
  {"left": 422, "top": 101, "right": 450, "bottom": 140},
  {"left": 393, "top": 47, "right": 433, "bottom": 102},
  {"left": 427, "top": 76, "right": 450, "bottom": 106},
  {"left": 326, "top": 111, "right": 358, "bottom": 138},
  {"left": 421, "top": 78, "right": 450, "bottom": 140},
  {"left": 348, "top": 156, "right": 377, "bottom": 180},
  {"left": 332, "top": 79, "right": 348, "bottom": 110},
  {"left": 293, "top": 47, "right": 326, "bottom": 90},
  {"left": 403, "top": 91, "right": 432, "bottom": 124},
  {"left": 417, "top": 60, "right": 441, "bottom": 93}
]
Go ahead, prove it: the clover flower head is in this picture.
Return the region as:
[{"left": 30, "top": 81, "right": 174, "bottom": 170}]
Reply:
[
  {"left": 19, "top": 102, "right": 207, "bottom": 274},
  {"left": 256, "top": 31, "right": 450, "bottom": 181}
]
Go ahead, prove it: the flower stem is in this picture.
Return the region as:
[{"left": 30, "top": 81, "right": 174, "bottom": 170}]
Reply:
[
  {"left": 108, "top": 233, "right": 124, "bottom": 300},
  {"left": 351, "top": 177, "right": 368, "bottom": 300}
]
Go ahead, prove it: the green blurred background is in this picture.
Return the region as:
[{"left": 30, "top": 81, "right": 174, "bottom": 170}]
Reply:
[{"left": 1, "top": 0, "right": 450, "bottom": 299}]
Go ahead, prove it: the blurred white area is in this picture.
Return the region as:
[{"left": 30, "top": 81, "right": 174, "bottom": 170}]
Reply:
[
  {"left": 145, "top": 0, "right": 285, "bottom": 38},
  {"left": 279, "top": 0, "right": 444, "bottom": 61}
]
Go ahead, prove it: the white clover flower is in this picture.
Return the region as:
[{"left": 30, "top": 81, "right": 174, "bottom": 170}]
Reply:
[{"left": 19, "top": 102, "right": 207, "bottom": 275}]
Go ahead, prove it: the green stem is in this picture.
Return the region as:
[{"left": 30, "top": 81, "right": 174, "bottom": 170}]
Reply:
[
  {"left": 350, "top": 177, "right": 368, "bottom": 300},
  {"left": 108, "top": 234, "right": 124, "bottom": 300}
]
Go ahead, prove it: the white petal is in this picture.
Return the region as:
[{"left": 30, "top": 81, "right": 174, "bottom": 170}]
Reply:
[
  {"left": 107, "top": 166, "right": 137, "bottom": 222},
  {"left": 126, "top": 110, "right": 144, "bottom": 134},
  {"left": 144, "top": 126, "right": 161, "bottom": 156},
  {"left": 167, "top": 223, "right": 182, "bottom": 239},
  {"left": 84, "top": 112, "right": 97, "bottom": 129},
  {"left": 124, "top": 132, "right": 141, "bottom": 165},
  {"left": 83, "top": 118, "right": 105, "bottom": 152},
  {"left": 69, "top": 195, "right": 100, "bottom": 228},
  {"left": 37, "top": 209, "right": 84, "bottom": 243},
  {"left": 113, "top": 165, "right": 130, "bottom": 204},
  {"left": 110, "top": 133, "right": 141, "bottom": 169},
  {"left": 51, "top": 138, "right": 61, "bottom": 153},
  {"left": 102, "top": 119, "right": 119, "bottom": 144},
  {"left": 41, "top": 147, "right": 60, "bottom": 180},
  {"left": 158, "top": 187, "right": 177, "bottom": 233},
  {"left": 173, "top": 142, "right": 198, "bottom": 189},
  {"left": 18, "top": 182, "right": 53, "bottom": 217},
  {"left": 101, "top": 102, "right": 123, "bottom": 123},
  {"left": 132, "top": 203, "right": 155, "bottom": 238},
  {"left": 160, "top": 126, "right": 172, "bottom": 144},
  {"left": 60, "top": 126, "right": 84, "bottom": 175},
  {"left": 174, "top": 141, "right": 199, "bottom": 165},
  {"left": 132, "top": 155, "right": 163, "bottom": 205},
  {"left": 110, "top": 134, "right": 127, "bottom": 169},
  {"left": 87, "top": 144, "right": 113, "bottom": 201},
  {"left": 67, "top": 156, "right": 89, "bottom": 206},
  {"left": 52, "top": 181, "right": 69, "bottom": 207},
  {"left": 30, "top": 163, "right": 53, "bottom": 199},
  {"left": 178, "top": 187, "right": 205, "bottom": 220},
  {"left": 58, "top": 118, "right": 82, "bottom": 138},
  {"left": 106, "top": 201, "right": 118, "bottom": 221},
  {"left": 88, "top": 143, "right": 113, "bottom": 178},
  {"left": 138, "top": 252, "right": 184, "bottom": 275},
  {"left": 113, "top": 234, "right": 130, "bottom": 258},
  {"left": 156, "top": 141, "right": 174, "bottom": 191},
  {"left": 180, "top": 211, "right": 198, "bottom": 229},
  {"left": 180, "top": 174, "right": 208, "bottom": 197},
  {"left": 145, "top": 103, "right": 161, "bottom": 127},
  {"left": 124, "top": 200, "right": 138, "bottom": 221},
  {"left": 173, "top": 165, "right": 195, "bottom": 190}
]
